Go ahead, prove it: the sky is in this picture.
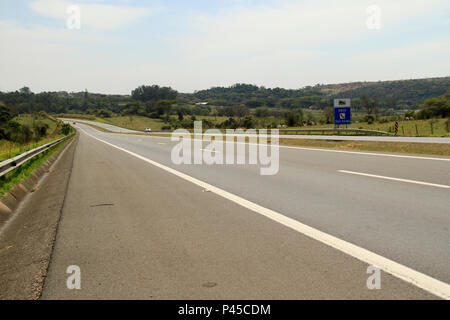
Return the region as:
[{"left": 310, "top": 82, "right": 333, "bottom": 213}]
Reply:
[{"left": 0, "top": 0, "right": 449, "bottom": 94}]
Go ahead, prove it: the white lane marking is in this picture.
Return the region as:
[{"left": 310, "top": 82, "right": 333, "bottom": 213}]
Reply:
[
  {"left": 81, "top": 128, "right": 450, "bottom": 299},
  {"left": 339, "top": 170, "right": 450, "bottom": 189},
  {"left": 157, "top": 143, "right": 166, "bottom": 145},
  {"left": 280, "top": 145, "right": 450, "bottom": 162},
  {"left": 125, "top": 134, "right": 450, "bottom": 162}
]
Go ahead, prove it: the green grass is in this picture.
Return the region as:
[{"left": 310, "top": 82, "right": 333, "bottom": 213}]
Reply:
[
  {"left": 15, "top": 114, "right": 58, "bottom": 133},
  {"left": 0, "top": 136, "right": 73, "bottom": 197},
  {"left": 80, "top": 122, "right": 113, "bottom": 133},
  {"left": 0, "top": 136, "right": 67, "bottom": 161},
  {"left": 0, "top": 114, "right": 66, "bottom": 161},
  {"left": 96, "top": 115, "right": 167, "bottom": 131},
  {"left": 288, "top": 119, "right": 450, "bottom": 137},
  {"left": 57, "top": 113, "right": 96, "bottom": 120}
]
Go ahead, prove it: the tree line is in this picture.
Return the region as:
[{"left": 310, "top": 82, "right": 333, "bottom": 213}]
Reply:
[{"left": 0, "top": 77, "right": 448, "bottom": 127}]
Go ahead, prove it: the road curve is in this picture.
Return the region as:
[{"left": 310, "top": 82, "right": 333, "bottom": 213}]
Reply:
[{"left": 61, "top": 118, "right": 450, "bottom": 144}]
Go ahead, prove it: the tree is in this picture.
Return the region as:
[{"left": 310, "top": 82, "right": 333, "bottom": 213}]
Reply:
[
  {"left": 19, "top": 124, "right": 33, "bottom": 143},
  {"left": 417, "top": 93, "right": 450, "bottom": 119},
  {"left": 96, "top": 109, "right": 112, "bottom": 118},
  {"left": 323, "top": 107, "right": 334, "bottom": 124},
  {"left": 61, "top": 123, "right": 71, "bottom": 135},
  {"left": 157, "top": 99, "right": 178, "bottom": 121},
  {"left": 285, "top": 110, "right": 303, "bottom": 127},
  {"left": 19, "top": 87, "right": 32, "bottom": 95},
  {"left": 361, "top": 95, "right": 378, "bottom": 115},
  {"left": 254, "top": 107, "right": 271, "bottom": 118},
  {"left": 132, "top": 85, "right": 178, "bottom": 102},
  {"left": 234, "top": 106, "right": 250, "bottom": 118},
  {"left": 240, "top": 116, "right": 255, "bottom": 128},
  {"left": 177, "top": 110, "right": 184, "bottom": 121},
  {"left": 361, "top": 95, "right": 370, "bottom": 114},
  {"left": 245, "top": 99, "right": 263, "bottom": 108},
  {"left": 0, "top": 103, "right": 13, "bottom": 125},
  {"left": 7, "top": 120, "right": 21, "bottom": 140},
  {"left": 33, "top": 122, "right": 49, "bottom": 141}
]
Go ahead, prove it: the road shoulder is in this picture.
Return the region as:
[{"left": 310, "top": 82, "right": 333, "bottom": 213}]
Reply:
[{"left": 0, "top": 135, "right": 78, "bottom": 299}]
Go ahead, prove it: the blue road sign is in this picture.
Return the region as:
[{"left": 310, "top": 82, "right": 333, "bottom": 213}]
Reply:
[{"left": 334, "top": 107, "right": 351, "bottom": 125}]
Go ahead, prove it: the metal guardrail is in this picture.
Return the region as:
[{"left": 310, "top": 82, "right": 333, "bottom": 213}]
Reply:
[
  {"left": 276, "top": 128, "right": 391, "bottom": 135},
  {"left": 153, "top": 128, "right": 391, "bottom": 136},
  {"left": 0, "top": 134, "right": 74, "bottom": 178},
  {"left": 62, "top": 117, "right": 391, "bottom": 136}
]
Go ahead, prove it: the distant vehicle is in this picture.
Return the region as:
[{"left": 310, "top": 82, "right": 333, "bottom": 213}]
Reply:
[
  {"left": 145, "top": 128, "right": 152, "bottom": 133},
  {"left": 73, "top": 122, "right": 76, "bottom": 124}
]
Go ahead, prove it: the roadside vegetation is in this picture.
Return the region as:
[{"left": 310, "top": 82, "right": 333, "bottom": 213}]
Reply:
[
  {"left": 0, "top": 104, "right": 72, "bottom": 161},
  {"left": 1, "top": 78, "right": 449, "bottom": 140},
  {"left": 0, "top": 135, "right": 74, "bottom": 197}
]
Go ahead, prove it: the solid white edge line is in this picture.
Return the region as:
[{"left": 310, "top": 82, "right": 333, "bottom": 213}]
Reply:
[
  {"left": 339, "top": 170, "right": 450, "bottom": 189},
  {"left": 80, "top": 128, "right": 450, "bottom": 299},
  {"left": 280, "top": 145, "right": 450, "bottom": 162}
]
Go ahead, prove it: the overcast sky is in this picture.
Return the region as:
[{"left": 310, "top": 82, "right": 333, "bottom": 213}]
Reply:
[{"left": 1, "top": 0, "right": 449, "bottom": 94}]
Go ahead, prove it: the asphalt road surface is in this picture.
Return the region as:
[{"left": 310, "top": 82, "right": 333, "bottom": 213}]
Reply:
[
  {"left": 63, "top": 119, "right": 450, "bottom": 144},
  {"left": 40, "top": 122, "right": 450, "bottom": 299}
]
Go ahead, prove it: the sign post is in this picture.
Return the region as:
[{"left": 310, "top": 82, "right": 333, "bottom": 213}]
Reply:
[{"left": 334, "top": 99, "right": 351, "bottom": 129}]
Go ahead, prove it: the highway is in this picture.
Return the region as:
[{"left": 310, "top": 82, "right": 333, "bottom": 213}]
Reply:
[
  {"left": 65, "top": 119, "right": 450, "bottom": 144},
  {"left": 38, "top": 122, "right": 450, "bottom": 299}
]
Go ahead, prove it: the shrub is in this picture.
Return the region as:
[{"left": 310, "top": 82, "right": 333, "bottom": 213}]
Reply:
[
  {"left": 363, "top": 114, "right": 375, "bottom": 124},
  {"left": 61, "top": 123, "right": 71, "bottom": 135}
]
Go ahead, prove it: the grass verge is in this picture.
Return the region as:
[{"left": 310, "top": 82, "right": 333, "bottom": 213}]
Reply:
[
  {"left": 0, "top": 136, "right": 73, "bottom": 197},
  {"left": 80, "top": 122, "right": 114, "bottom": 133},
  {"left": 0, "top": 135, "right": 66, "bottom": 161},
  {"left": 96, "top": 115, "right": 166, "bottom": 131}
]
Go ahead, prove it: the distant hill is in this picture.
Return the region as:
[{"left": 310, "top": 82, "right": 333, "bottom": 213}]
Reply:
[
  {"left": 1, "top": 77, "right": 448, "bottom": 115},
  {"left": 185, "top": 77, "right": 450, "bottom": 110},
  {"left": 318, "top": 77, "right": 450, "bottom": 108}
]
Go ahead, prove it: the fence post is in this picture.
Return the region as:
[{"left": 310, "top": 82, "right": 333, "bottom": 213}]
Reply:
[
  {"left": 415, "top": 124, "right": 419, "bottom": 136},
  {"left": 430, "top": 122, "right": 434, "bottom": 135}
]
